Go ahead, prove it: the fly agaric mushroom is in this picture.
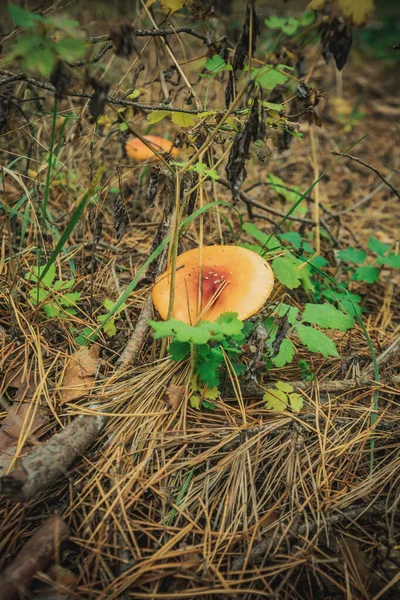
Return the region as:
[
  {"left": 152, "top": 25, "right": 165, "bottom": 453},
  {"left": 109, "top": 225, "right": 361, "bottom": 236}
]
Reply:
[
  {"left": 125, "top": 135, "right": 178, "bottom": 162},
  {"left": 152, "top": 245, "right": 274, "bottom": 323}
]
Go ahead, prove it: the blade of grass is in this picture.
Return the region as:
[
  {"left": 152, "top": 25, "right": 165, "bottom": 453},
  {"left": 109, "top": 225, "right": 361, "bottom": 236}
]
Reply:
[{"left": 39, "top": 167, "right": 105, "bottom": 282}]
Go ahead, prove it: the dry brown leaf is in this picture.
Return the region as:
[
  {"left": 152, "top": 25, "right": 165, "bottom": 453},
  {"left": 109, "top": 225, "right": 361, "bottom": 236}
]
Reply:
[
  {"left": 61, "top": 345, "right": 100, "bottom": 403},
  {"left": 162, "top": 383, "right": 185, "bottom": 410},
  {"left": 0, "top": 404, "right": 47, "bottom": 451}
]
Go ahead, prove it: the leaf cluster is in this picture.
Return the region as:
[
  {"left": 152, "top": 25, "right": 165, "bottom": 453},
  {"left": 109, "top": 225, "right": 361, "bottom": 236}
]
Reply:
[
  {"left": 5, "top": 3, "right": 85, "bottom": 78},
  {"left": 149, "top": 312, "right": 246, "bottom": 388},
  {"left": 25, "top": 264, "right": 80, "bottom": 319},
  {"left": 338, "top": 237, "right": 400, "bottom": 284},
  {"left": 265, "top": 300, "right": 354, "bottom": 367}
]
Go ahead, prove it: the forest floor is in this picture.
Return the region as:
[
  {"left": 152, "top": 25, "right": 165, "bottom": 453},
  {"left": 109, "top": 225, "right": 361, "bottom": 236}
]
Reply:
[{"left": 0, "top": 2, "right": 400, "bottom": 599}]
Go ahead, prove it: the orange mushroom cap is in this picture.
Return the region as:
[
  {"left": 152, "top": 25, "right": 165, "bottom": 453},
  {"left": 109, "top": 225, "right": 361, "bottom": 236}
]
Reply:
[
  {"left": 152, "top": 245, "right": 274, "bottom": 323},
  {"left": 125, "top": 135, "right": 178, "bottom": 162}
]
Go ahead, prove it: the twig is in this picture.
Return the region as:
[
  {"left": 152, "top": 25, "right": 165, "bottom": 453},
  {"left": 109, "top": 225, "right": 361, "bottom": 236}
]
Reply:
[
  {"left": 116, "top": 294, "right": 153, "bottom": 368},
  {"left": 0, "top": 70, "right": 207, "bottom": 114},
  {"left": 85, "top": 26, "right": 210, "bottom": 45},
  {"left": 232, "top": 500, "right": 387, "bottom": 570},
  {"left": 0, "top": 414, "right": 106, "bottom": 502},
  {"left": 217, "top": 178, "right": 315, "bottom": 224},
  {"left": 73, "top": 42, "right": 114, "bottom": 66},
  {"left": 361, "top": 336, "right": 400, "bottom": 379},
  {"left": 333, "top": 179, "right": 393, "bottom": 216},
  {"left": 218, "top": 178, "right": 343, "bottom": 245},
  {"left": 0, "top": 515, "right": 70, "bottom": 600},
  {"left": 331, "top": 152, "right": 400, "bottom": 200}
]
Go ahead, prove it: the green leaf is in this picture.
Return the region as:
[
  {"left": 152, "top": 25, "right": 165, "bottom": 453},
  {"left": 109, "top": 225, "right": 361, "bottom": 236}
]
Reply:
[
  {"left": 322, "top": 290, "right": 362, "bottom": 318},
  {"left": 25, "top": 263, "right": 56, "bottom": 287},
  {"left": 53, "top": 279, "right": 75, "bottom": 291},
  {"left": 296, "top": 324, "right": 339, "bottom": 358},
  {"left": 28, "top": 287, "right": 48, "bottom": 305},
  {"left": 376, "top": 254, "right": 400, "bottom": 268},
  {"left": 43, "top": 303, "right": 59, "bottom": 318},
  {"left": 272, "top": 256, "right": 301, "bottom": 289},
  {"left": 265, "top": 15, "right": 300, "bottom": 35},
  {"left": 268, "top": 174, "right": 302, "bottom": 204},
  {"left": 171, "top": 112, "right": 197, "bottom": 128},
  {"left": 195, "top": 345, "right": 224, "bottom": 388},
  {"left": 299, "top": 359, "right": 313, "bottom": 381},
  {"left": 367, "top": 236, "right": 391, "bottom": 257},
  {"left": 169, "top": 340, "right": 190, "bottom": 361},
  {"left": 262, "top": 101, "right": 285, "bottom": 112},
  {"left": 288, "top": 392, "right": 303, "bottom": 412},
  {"left": 302, "top": 303, "right": 354, "bottom": 331},
  {"left": 60, "top": 291, "right": 81, "bottom": 307},
  {"left": 299, "top": 10, "right": 315, "bottom": 26},
  {"left": 8, "top": 3, "right": 42, "bottom": 27},
  {"left": 243, "top": 222, "right": 281, "bottom": 251},
  {"left": 264, "top": 388, "right": 288, "bottom": 410},
  {"left": 351, "top": 266, "right": 380, "bottom": 283},
  {"left": 251, "top": 66, "right": 288, "bottom": 90},
  {"left": 190, "top": 394, "right": 202, "bottom": 410},
  {"left": 192, "top": 162, "right": 220, "bottom": 181},
  {"left": 278, "top": 232, "right": 302, "bottom": 249},
  {"left": 103, "top": 320, "right": 117, "bottom": 337},
  {"left": 55, "top": 38, "right": 86, "bottom": 60},
  {"left": 103, "top": 298, "right": 126, "bottom": 314},
  {"left": 202, "top": 400, "right": 216, "bottom": 410},
  {"left": 204, "top": 387, "right": 220, "bottom": 400},
  {"left": 338, "top": 247, "right": 367, "bottom": 264},
  {"left": 50, "top": 16, "right": 81, "bottom": 35},
  {"left": 212, "top": 312, "right": 244, "bottom": 337},
  {"left": 23, "top": 47, "right": 56, "bottom": 78},
  {"left": 308, "top": 255, "right": 329, "bottom": 268},
  {"left": 75, "top": 327, "right": 95, "bottom": 346},
  {"left": 271, "top": 303, "right": 299, "bottom": 326},
  {"left": 272, "top": 338, "right": 295, "bottom": 367},
  {"left": 204, "top": 54, "right": 231, "bottom": 75},
  {"left": 275, "top": 381, "right": 293, "bottom": 393},
  {"left": 147, "top": 110, "right": 171, "bottom": 124}
]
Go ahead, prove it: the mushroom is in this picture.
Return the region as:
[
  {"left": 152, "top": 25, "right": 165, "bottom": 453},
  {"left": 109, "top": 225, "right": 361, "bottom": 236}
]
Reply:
[
  {"left": 152, "top": 245, "right": 274, "bottom": 323},
  {"left": 125, "top": 135, "right": 178, "bottom": 162}
]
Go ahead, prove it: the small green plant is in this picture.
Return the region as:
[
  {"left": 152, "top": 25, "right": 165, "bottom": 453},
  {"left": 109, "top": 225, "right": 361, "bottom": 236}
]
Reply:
[
  {"left": 264, "top": 381, "right": 304, "bottom": 412},
  {"left": 265, "top": 10, "right": 315, "bottom": 36},
  {"left": 265, "top": 301, "right": 354, "bottom": 367},
  {"left": 189, "top": 375, "right": 219, "bottom": 411},
  {"left": 25, "top": 264, "right": 80, "bottom": 318},
  {"left": 149, "top": 312, "right": 247, "bottom": 390},
  {"left": 5, "top": 4, "right": 86, "bottom": 78},
  {"left": 75, "top": 299, "right": 127, "bottom": 345},
  {"left": 338, "top": 237, "right": 400, "bottom": 284}
]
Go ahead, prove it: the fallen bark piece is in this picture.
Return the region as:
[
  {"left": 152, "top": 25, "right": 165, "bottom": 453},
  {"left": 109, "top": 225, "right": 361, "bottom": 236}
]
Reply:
[
  {"left": 61, "top": 345, "right": 100, "bottom": 403},
  {"left": 0, "top": 413, "right": 107, "bottom": 502},
  {"left": 0, "top": 515, "right": 70, "bottom": 600}
]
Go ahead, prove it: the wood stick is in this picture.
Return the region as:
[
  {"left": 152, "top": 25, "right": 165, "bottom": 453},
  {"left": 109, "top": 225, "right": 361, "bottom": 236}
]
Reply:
[
  {"left": 0, "top": 515, "right": 70, "bottom": 600},
  {"left": 0, "top": 414, "right": 106, "bottom": 502}
]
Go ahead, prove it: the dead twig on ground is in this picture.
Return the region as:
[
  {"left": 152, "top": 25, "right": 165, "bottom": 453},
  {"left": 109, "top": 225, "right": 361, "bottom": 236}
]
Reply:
[
  {"left": 232, "top": 499, "right": 388, "bottom": 570},
  {"left": 331, "top": 152, "right": 400, "bottom": 200},
  {"left": 0, "top": 515, "right": 70, "bottom": 600},
  {"left": 0, "top": 414, "right": 106, "bottom": 501}
]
